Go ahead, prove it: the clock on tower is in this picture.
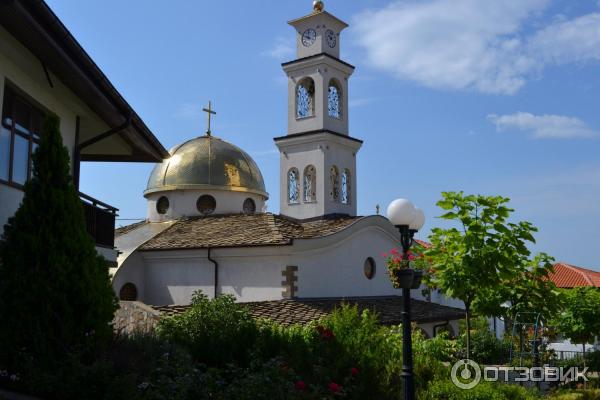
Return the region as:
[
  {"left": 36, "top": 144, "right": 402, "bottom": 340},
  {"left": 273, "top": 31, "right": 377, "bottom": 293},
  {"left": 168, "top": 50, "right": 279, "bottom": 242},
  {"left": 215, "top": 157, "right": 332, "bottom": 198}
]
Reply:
[{"left": 274, "top": 2, "right": 363, "bottom": 221}]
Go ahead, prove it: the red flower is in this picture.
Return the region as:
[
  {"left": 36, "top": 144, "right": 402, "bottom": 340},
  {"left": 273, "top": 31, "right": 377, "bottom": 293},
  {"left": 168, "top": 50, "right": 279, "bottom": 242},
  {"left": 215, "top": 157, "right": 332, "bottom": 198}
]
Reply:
[
  {"left": 295, "top": 381, "right": 306, "bottom": 391},
  {"left": 350, "top": 367, "right": 359, "bottom": 377},
  {"left": 381, "top": 252, "right": 388, "bottom": 258},
  {"left": 328, "top": 382, "right": 341, "bottom": 393},
  {"left": 391, "top": 248, "right": 399, "bottom": 255},
  {"left": 316, "top": 325, "right": 334, "bottom": 340}
]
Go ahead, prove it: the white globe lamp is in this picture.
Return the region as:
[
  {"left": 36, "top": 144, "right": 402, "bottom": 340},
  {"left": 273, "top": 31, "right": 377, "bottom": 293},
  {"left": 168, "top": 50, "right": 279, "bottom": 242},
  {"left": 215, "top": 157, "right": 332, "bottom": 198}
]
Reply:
[
  {"left": 386, "top": 198, "right": 416, "bottom": 226},
  {"left": 409, "top": 207, "right": 425, "bottom": 231}
]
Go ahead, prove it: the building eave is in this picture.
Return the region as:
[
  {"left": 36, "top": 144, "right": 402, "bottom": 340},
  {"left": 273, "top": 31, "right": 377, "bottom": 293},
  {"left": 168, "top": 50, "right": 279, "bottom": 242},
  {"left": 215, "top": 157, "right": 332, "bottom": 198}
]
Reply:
[{"left": 0, "top": 0, "right": 169, "bottom": 162}]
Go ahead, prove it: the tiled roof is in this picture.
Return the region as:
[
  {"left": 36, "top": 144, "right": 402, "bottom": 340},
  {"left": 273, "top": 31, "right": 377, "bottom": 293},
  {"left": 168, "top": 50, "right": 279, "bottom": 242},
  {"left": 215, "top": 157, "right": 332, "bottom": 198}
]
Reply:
[
  {"left": 115, "top": 220, "right": 148, "bottom": 237},
  {"left": 138, "top": 214, "right": 360, "bottom": 251},
  {"left": 153, "top": 296, "right": 465, "bottom": 326},
  {"left": 549, "top": 263, "right": 600, "bottom": 288}
]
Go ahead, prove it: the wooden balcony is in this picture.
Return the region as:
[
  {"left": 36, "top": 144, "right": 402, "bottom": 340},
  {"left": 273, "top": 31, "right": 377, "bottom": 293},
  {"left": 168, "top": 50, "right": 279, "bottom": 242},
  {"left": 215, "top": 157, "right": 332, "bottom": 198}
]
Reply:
[{"left": 80, "top": 192, "right": 118, "bottom": 248}]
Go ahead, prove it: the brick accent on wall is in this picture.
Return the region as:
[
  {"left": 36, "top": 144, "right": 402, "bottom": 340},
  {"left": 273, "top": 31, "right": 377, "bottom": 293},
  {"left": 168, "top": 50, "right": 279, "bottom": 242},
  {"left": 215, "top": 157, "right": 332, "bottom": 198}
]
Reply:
[{"left": 282, "top": 265, "right": 299, "bottom": 299}]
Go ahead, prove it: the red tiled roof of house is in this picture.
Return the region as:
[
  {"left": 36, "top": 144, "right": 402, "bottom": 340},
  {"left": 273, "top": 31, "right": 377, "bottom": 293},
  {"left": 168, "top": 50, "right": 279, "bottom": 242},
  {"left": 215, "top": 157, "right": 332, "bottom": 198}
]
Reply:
[
  {"left": 414, "top": 239, "right": 431, "bottom": 248},
  {"left": 549, "top": 263, "right": 600, "bottom": 288}
]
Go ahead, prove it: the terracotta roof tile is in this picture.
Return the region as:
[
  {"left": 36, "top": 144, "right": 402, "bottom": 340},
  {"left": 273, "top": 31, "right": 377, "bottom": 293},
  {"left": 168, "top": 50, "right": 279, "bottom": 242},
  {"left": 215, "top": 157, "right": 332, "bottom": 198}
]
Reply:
[
  {"left": 550, "top": 263, "right": 600, "bottom": 288},
  {"left": 153, "top": 296, "right": 465, "bottom": 326},
  {"left": 138, "top": 214, "right": 360, "bottom": 251}
]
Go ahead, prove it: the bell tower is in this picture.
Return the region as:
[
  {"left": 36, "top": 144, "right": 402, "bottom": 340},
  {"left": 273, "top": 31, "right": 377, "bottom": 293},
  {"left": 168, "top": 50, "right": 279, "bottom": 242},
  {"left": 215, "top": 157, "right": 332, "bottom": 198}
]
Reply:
[{"left": 274, "top": 1, "right": 362, "bottom": 220}]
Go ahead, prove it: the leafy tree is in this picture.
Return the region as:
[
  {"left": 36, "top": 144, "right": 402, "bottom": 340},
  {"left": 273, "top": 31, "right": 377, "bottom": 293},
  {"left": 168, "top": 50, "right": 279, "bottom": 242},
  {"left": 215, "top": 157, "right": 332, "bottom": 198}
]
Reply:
[
  {"left": 421, "top": 192, "right": 539, "bottom": 359},
  {"left": 475, "top": 253, "right": 564, "bottom": 330},
  {"left": 0, "top": 115, "right": 117, "bottom": 369},
  {"left": 553, "top": 287, "right": 600, "bottom": 366}
]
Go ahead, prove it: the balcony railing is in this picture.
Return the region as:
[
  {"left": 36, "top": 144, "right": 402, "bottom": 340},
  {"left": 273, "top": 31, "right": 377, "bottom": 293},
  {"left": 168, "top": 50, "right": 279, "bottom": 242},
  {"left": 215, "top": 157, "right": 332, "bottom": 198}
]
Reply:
[{"left": 79, "top": 192, "right": 118, "bottom": 248}]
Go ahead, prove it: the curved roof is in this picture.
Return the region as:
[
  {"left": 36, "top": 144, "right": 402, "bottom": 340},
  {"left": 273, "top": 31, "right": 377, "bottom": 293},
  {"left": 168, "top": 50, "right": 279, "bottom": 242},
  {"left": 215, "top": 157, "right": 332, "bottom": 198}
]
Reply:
[{"left": 145, "top": 135, "right": 268, "bottom": 198}]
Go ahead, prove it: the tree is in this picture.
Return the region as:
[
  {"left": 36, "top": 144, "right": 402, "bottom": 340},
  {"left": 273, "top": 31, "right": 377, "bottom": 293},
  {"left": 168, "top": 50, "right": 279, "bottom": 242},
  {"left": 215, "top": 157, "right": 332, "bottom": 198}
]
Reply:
[
  {"left": 553, "top": 287, "right": 600, "bottom": 369},
  {"left": 421, "top": 192, "right": 539, "bottom": 359},
  {"left": 475, "top": 253, "right": 564, "bottom": 329},
  {"left": 0, "top": 115, "right": 117, "bottom": 369}
]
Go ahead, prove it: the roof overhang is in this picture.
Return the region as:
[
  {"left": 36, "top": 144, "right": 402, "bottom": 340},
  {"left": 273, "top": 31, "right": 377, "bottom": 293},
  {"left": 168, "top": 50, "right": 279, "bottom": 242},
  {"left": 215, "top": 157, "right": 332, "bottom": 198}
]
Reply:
[{"left": 0, "top": 0, "right": 168, "bottom": 162}]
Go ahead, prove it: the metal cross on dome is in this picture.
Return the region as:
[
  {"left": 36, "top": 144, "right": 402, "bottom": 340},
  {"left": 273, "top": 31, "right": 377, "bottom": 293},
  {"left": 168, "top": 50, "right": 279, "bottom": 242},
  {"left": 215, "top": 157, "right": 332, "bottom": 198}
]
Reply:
[{"left": 202, "top": 101, "right": 217, "bottom": 136}]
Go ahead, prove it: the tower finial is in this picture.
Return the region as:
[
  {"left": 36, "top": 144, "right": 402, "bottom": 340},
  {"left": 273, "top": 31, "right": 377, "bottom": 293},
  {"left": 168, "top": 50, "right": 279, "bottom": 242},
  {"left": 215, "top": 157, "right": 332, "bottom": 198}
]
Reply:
[{"left": 313, "top": 0, "right": 324, "bottom": 12}]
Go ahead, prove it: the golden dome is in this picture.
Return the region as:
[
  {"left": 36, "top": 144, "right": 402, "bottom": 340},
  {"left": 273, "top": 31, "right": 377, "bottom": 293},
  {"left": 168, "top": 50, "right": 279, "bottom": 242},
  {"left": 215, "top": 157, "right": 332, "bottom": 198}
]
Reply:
[
  {"left": 313, "top": 0, "right": 324, "bottom": 12},
  {"left": 145, "top": 135, "right": 268, "bottom": 199}
]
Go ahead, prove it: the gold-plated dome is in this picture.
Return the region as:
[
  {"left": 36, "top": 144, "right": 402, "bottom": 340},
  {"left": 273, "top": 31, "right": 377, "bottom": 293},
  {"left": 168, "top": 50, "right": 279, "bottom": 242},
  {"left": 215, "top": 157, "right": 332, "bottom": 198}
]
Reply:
[
  {"left": 313, "top": 0, "right": 324, "bottom": 12},
  {"left": 145, "top": 135, "right": 268, "bottom": 198}
]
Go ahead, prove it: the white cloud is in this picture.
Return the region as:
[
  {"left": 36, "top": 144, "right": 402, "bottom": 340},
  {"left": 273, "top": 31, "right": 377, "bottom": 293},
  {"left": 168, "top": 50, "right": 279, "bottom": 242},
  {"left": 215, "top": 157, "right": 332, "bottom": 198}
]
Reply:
[
  {"left": 263, "top": 37, "right": 294, "bottom": 60},
  {"left": 353, "top": 0, "right": 600, "bottom": 95},
  {"left": 529, "top": 12, "right": 600, "bottom": 64},
  {"left": 487, "top": 112, "right": 597, "bottom": 139}
]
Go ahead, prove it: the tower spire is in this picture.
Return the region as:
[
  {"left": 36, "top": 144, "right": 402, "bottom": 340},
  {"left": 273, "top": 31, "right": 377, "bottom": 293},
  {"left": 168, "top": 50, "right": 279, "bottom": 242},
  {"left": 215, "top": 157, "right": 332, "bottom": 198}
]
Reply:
[{"left": 313, "top": 1, "right": 324, "bottom": 12}]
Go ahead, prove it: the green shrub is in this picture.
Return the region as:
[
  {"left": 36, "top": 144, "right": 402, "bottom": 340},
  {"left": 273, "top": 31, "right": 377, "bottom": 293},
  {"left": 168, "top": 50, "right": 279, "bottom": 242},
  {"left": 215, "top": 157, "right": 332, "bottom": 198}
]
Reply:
[
  {"left": 457, "top": 317, "right": 508, "bottom": 364},
  {"left": 422, "top": 379, "right": 541, "bottom": 400},
  {"left": 157, "top": 292, "right": 258, "bottom": 366},
  {"left": 0, "top": 115, "right": 117, "bottom": 371}
]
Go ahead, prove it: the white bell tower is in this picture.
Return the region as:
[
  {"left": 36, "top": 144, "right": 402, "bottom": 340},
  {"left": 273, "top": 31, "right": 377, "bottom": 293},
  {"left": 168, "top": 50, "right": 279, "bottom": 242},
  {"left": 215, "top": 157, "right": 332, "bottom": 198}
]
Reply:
[{"left": 274, "top": 1, "right": 363, "bottom": 221}]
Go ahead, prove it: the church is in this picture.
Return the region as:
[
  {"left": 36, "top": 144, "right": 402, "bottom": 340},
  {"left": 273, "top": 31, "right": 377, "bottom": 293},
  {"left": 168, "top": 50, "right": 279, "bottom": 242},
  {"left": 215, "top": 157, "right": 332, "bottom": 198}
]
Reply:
[{"left": 112, "top": 1, "right": 464, "bottom": 337}]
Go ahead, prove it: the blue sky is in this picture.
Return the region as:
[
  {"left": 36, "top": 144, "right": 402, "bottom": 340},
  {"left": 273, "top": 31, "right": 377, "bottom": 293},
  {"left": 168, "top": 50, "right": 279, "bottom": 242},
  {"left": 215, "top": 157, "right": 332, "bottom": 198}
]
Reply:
[{"left": 47, "top": 0, "right": 600, "bottom": 270}]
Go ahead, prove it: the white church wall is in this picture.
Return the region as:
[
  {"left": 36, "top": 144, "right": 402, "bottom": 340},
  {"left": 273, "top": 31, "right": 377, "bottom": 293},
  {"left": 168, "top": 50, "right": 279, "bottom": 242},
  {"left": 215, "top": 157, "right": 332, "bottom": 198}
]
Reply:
[
  {"left": 116, "top": 247, "right": 289, "bottom": 305},
  {"left": 142, "top": 253, "right": 216, "bottom": 306},
  {"left": 293, "top": 218, "right": 428, "bottom": 300},
  {"left": 113, "top": 251, "right": 147, "bottom": 302},
  {"left": 146, "top": 190, "right": 266, "bottom": 222},
  {"left": 216, "top": 248, "right": 288, "bottom": 302}
]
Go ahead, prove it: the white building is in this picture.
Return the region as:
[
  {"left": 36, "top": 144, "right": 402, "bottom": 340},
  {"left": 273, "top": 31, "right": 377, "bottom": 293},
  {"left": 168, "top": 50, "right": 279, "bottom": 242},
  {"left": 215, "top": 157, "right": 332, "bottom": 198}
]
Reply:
[
  {"left": 0, "top": 0, "right": 168, "bottom": 264},
  {"left": 113, "top": 2, "right": 464, "bottom": 337}
]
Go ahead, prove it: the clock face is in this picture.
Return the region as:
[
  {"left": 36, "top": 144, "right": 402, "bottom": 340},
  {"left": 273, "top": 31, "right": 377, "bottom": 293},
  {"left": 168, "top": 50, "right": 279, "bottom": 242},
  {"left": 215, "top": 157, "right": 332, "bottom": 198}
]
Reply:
[
  {"left": 326, "top": 29, "right": 337, "bottom": 48},
  {"left": 302, "top": 29, "right": 317, "bottom": 47}
]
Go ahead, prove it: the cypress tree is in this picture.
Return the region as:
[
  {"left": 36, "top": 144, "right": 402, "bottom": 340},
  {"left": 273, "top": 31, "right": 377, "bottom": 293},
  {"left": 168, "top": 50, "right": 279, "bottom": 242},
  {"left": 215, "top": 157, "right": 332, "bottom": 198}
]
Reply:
[{"left": 0, "top": 115, "right": 117, "bottom": 369}]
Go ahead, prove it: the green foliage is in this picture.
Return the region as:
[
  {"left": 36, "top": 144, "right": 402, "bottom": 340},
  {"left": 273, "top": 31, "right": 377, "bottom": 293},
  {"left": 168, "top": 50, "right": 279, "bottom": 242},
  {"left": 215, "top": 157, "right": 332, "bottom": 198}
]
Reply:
[
  {"left": 422, "top": 380, "right": 541, "bottom": 400},
  {"left": 457, "top": 317, "right": 508, "bottom": 364},
  {"left": 0, "top": 115, "right": 117, "bottom": 370},
  {"left": 157, "top": 292, "right": 258, "bottom": 366},
  {"left": 422, "top": 191, "right": 549, "bottom": 358},
  {"left": 552, "top": 287, "right": 600, "bottom": 347},
  {"left": 549, "top": 389, "right": 600, "bottom": 400}
]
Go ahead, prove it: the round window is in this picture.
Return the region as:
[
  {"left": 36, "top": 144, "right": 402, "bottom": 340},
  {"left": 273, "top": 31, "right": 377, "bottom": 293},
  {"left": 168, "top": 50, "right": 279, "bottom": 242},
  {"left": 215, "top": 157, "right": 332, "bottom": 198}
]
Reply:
[
  {"left": 364, "top": 257, "right": 376, "bottom": 280},
  {"left": 197, "top": 195, "right": 216, "bottom": 215},
  {"left": 156, "top": 196, "right": 169, "bottom": 215},
  {"left": 243, "top": 198, "right": 256, "bottom": 214},
  {"left": 119, "top": 282, "right": 138, "bottom": 301}
]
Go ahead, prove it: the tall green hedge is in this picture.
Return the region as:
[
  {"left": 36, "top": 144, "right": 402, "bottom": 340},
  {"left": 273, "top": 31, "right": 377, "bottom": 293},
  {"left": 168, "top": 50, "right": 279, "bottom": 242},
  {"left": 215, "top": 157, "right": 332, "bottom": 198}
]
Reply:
[{"left": 0, "top": 115, "right": 117, "bottom": 369}]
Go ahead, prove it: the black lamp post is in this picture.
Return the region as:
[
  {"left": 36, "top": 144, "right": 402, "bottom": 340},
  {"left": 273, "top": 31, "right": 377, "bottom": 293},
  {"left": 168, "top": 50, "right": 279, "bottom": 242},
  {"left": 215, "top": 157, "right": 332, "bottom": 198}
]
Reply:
[{"left": 387, "top": 199, "right": 425, "bottom": 400}]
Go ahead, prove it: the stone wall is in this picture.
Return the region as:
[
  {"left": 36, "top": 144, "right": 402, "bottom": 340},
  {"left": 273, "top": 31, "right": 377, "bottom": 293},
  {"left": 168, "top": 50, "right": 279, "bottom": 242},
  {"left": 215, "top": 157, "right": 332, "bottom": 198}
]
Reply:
[{"left": 113, "top": 301, "right": 161, "bottom": 336}]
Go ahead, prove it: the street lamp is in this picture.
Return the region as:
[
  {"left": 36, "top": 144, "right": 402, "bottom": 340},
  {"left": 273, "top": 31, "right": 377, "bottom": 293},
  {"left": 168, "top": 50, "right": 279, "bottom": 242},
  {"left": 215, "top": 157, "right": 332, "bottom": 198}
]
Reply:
[{"left": 387, "top": 199, "right": 425, "bottom": 400}]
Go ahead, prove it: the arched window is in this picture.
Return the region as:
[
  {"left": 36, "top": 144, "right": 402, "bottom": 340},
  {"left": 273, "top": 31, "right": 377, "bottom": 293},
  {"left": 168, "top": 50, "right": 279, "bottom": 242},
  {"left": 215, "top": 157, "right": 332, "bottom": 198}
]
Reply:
[
  {"left": 296, "top": 78, "right": 315, "bottom": 119},
  {"left": 288, "top": 168, "right": 300, "bottom": 204},
  {"left": 341, "top": 169, "right": 350, "bottom": 204},
  {"left": 303, "top": 165, "right": 316, "bottom": 203},
  {"left": 328, "top": 79, "right": 342, "bottom": 119},
  {"left": 330, "top": 166, "right": 339, "bottom": 202},
  {"left": 119, "top": 282, "right": 138, "bottom": 301}
]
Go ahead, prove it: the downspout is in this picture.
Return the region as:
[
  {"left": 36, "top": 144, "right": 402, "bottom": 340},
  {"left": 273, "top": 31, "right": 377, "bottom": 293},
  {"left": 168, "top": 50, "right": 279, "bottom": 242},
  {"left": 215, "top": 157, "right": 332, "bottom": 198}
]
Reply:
[
  {"left": 207, "top": 247, "right": 219, "bottom": 298},
  {"left": 433, "top": 321, "right": 450, "bottom": 338}
]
